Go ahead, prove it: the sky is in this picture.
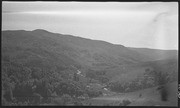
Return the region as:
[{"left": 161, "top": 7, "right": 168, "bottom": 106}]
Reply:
[{"left": 2, "top": 2, "right": 178, "bottom": 50}]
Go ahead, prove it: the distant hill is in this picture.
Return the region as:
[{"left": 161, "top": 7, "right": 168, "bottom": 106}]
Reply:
[{"left": 128, "top": 47, "right": 178, "bottom": 61}]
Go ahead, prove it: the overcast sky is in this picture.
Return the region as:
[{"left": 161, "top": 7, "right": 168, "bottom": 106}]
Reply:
[{"left": 2, "top": 2, "right": 178, "bottom": 50}]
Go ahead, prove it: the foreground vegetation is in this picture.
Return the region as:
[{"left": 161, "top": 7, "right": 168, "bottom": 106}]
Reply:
[{"left": 2, "top": 60, "right": 103, "bottom": 106}]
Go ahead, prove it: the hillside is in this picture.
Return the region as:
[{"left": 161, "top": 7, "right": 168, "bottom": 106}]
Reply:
[
  {"left": 2, "top": 29, "right": 178, "bottom": 72},
  {"left": 2, "top": 29, "right": 178, "bottom": 85},
  {"left": 1, "top": 29, "right": 178, "bottom": 106},
  {"left": 2, "top": 29, "right": 152, "bottom": 70}
]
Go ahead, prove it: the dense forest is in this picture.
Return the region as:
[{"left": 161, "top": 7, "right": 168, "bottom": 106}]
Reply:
[{"left": 2, "top": 59, "right": 104, "bottom": 105}]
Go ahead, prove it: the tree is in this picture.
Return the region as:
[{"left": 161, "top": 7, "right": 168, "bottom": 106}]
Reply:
[
  {"left": 160, "top": 86, "right": 168, "bottom": 101},
  {"left": 98, "top": 76, "right": 109, "bottom": 84},
  {"left": 156, "top": 71, "right": 166, "bottom": 85},
  {"left": 73, "top": 72, "right": 79, "bottom": 81},
  {"left": 2, "top": 76, "right": 17, "bottom": 103},
  {"left": 86, "top": 70, "right": 96, "bottom": 83},
  {"left": 31, "top": 67, "right": 42, "bottom": 79},
  {"left": 34, "top": 80, "right": 51, "bottom": 100}
]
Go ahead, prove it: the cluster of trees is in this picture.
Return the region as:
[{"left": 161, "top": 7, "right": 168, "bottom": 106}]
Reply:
[
  {"left": 2, "top": 60, "right": 102, "bottom": 106},
  {"left": 107, "top": 69, "right": 172, "bottom": 93},
  {"left": 85, "top": 69, "right": 109, "bottom": 84}
]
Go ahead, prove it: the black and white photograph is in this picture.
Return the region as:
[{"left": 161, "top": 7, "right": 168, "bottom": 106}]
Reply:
[{"left": 1, "top": 1, "right": 178, "bottom": 106}]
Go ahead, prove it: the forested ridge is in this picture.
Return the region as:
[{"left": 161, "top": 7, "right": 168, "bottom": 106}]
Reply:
[{"left": 2, "top": 29, "right": 178, "bottom": 106}]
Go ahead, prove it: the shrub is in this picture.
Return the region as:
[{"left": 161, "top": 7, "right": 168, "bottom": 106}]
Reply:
[
  {"left": 51, "top": 97, "right": 63, "bottom": 105},
  {"left": 61, "top": 94, "right": 73, "bottom": 105},
  {"left": 86, "top": 89, "right": 102, "bottom": 98},
  {"left": 122, "top": 99, "right": 131, "bottom": 106}
]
